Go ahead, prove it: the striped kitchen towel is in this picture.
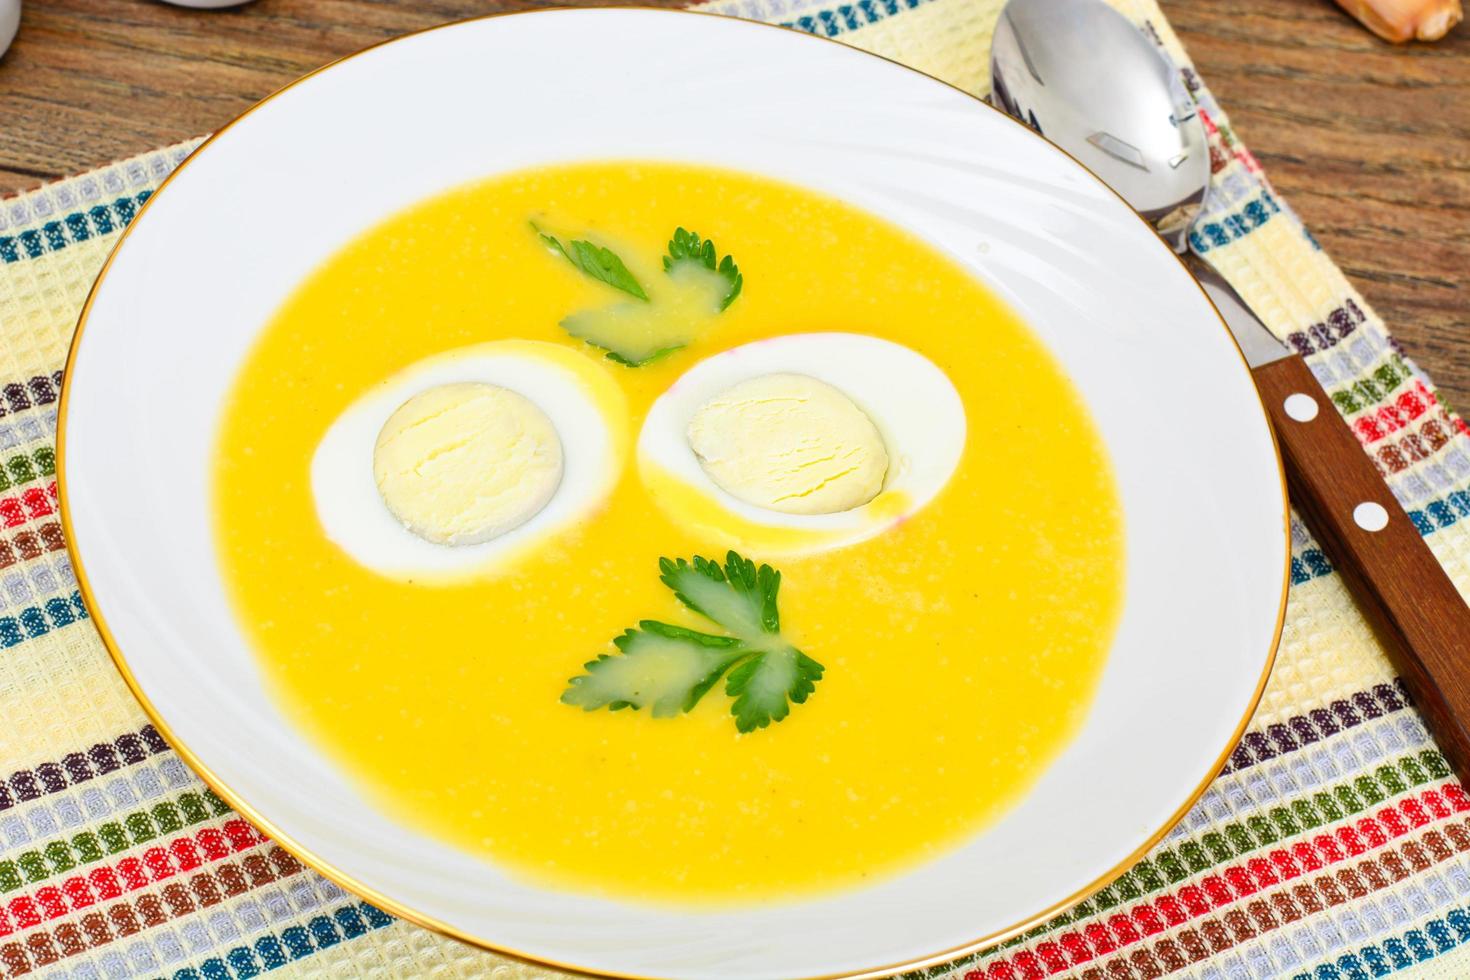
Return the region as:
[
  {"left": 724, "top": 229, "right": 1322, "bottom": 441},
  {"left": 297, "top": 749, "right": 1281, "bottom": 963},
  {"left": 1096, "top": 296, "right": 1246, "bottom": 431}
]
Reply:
[{"left": 2, "top": 0, "right": 1469, "bottom": 977}]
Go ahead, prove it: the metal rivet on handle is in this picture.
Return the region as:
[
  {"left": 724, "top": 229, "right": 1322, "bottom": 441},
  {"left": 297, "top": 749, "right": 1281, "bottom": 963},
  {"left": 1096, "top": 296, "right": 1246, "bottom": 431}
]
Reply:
[
  {"left": 1284, "top": 393, "right": 1319, "bottom": 423},
  {"left": 1354, "top": 502, "right": 1390, "bottom": 532}
]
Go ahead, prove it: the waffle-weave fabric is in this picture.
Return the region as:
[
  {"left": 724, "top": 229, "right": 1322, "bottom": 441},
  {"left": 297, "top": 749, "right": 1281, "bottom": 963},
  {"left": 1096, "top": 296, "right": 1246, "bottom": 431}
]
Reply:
[{"left": 2, "top": 0, "right": 1469, "bottom": 977}]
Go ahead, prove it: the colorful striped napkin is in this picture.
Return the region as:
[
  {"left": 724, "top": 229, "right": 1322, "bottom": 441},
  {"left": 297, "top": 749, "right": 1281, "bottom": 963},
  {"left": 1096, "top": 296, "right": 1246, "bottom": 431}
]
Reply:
[{"left": 3, "top": 0, "right": 1469, "bottom": 977}]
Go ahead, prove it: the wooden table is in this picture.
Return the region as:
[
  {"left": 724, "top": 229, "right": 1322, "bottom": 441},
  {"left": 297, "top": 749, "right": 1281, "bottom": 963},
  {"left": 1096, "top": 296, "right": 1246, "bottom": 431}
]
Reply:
[{"left": 1, "top": 0, "right": 1465, "bottom": 410}]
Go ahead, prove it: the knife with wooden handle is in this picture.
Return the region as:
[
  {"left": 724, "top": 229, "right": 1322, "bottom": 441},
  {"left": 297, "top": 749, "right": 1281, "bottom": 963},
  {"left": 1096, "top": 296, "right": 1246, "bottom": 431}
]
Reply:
[{"left": 1192, "top": 258, "right": 1470, "bottom": 774}]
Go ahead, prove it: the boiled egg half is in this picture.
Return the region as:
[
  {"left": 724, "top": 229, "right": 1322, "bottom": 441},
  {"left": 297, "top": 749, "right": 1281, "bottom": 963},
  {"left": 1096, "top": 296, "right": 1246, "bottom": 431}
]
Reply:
[
  {"left": 312, "top": 340, "right": 626, "bottom": 580},
  {"left": 638, "top": 334, "right": 966, "bottom": 555}
]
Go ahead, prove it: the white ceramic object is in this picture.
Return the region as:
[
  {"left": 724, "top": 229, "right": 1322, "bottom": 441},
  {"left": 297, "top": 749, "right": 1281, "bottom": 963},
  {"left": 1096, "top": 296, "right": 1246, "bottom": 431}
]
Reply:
[
  {"left": 0, "top": 0, "right": 19, "bottom": 60},
  {"left": 58, "top": 10, "right": 1288, "bottom": 980}
]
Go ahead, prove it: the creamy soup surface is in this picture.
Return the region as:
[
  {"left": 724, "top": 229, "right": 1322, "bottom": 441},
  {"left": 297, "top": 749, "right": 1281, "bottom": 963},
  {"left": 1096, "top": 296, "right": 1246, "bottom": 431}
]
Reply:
[{"left": 213, "top": 162, "right": 1124, "bottom": 904}]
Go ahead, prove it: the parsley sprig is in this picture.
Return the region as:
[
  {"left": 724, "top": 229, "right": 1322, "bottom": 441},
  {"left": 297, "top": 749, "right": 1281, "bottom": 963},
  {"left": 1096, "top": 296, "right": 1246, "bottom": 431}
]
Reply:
[
  {"left": 561, "top": 551, "right": 824, "bottom": 733},
  {"left": 663, "top": 228, "right": 743, "bottom": 311},
  {"left": 533, "top": 224, "right": 649, "bottom": 301},
  {"left": 532, "top": 221, "right": 743, "bottom": 367}
]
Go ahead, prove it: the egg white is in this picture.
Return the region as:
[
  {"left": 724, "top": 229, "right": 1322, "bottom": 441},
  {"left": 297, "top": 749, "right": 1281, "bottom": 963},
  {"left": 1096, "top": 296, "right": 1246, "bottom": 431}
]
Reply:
[
  {"left": 638, "top": 333, "right": 966, "bottom": 555},
  {"left": 312, "top": 340, "right": 627, "bottom": 581}
]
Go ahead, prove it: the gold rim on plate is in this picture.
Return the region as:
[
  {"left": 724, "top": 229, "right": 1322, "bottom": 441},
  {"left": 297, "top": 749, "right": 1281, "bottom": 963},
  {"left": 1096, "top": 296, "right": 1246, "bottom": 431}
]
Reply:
[{"left": 55, "top": 7, "right": 1291, "bottom": 979}]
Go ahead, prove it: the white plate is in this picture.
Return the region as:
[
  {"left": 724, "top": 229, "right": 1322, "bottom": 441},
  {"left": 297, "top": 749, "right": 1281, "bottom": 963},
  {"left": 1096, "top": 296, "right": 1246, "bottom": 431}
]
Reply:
[{"left": 58, "top": 9, "right": 1287, "bottom": 979}]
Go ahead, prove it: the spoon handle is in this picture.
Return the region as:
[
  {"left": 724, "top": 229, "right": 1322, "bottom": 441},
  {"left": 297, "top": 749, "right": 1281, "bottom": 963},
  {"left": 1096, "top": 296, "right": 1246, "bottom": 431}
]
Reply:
[{"left": 1251, "top": 353, "right": 1470, "bottom": 775}]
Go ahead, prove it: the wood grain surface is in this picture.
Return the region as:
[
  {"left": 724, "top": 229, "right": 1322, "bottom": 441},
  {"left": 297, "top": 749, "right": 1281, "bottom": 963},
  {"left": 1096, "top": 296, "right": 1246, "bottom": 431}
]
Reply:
[{"left": 0, "top": 0, "right": 1465, "bottom": 409}]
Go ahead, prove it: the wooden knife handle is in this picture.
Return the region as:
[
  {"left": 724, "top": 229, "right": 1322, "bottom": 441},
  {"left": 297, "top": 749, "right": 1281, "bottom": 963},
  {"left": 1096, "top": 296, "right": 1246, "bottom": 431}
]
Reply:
[{"left": 1253, "top": 353, "right": 1470, "bottom": 778}]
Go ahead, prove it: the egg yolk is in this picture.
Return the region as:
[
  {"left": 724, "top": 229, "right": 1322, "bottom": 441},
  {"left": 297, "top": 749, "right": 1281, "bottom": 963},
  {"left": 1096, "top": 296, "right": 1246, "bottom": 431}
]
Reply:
[
  {"left": 686, "top": 373, "right": 889, "bottom": 515},
  {"left": 372, "top": 382, "right": 563, "bottom": 545}
]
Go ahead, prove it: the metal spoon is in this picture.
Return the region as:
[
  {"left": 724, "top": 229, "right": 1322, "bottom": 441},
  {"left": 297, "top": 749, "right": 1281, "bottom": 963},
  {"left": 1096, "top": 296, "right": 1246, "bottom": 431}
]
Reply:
[
  {"left": 990, "top": 0, "right": 1279, "bottom": 358},
  {"left": 992, "top": 0, "right": 1470, "bottom": 778}
]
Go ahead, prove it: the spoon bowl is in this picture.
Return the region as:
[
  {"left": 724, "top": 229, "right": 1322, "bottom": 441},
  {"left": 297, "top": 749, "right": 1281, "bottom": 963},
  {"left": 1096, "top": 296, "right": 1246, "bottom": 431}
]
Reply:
[{"left": 990, "top": 0, "right": 1209, "bottom": 249}]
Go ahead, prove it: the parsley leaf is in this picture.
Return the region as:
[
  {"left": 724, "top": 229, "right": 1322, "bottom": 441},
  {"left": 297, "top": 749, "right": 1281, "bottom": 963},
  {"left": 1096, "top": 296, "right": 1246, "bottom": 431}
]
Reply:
[
  {"left": 561, "top": 621, "right": 744, "bottom": 718},
  {"left": 558, "top": 306, "right": 685, "bottom": 367},
  {"left": 533, "top": 224, "right": 649, "bottom": 302},
  {"left": 727, "top": 646, "right": 825, "bottom": 732},
  {"left": 561, "top": 552, "right": 824, "bottom": 734},
  {"left": 534, "top": 222, "right": 743, "bottom": 366},
  {"left": 663, "top": 228, "right": 743, "bottom": 311},
  {"left": 602, "top": 346, "right": 683, "bottom": 368},
  {"left": 659, "top": 552, "right": 780, "bottom": 639}
]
